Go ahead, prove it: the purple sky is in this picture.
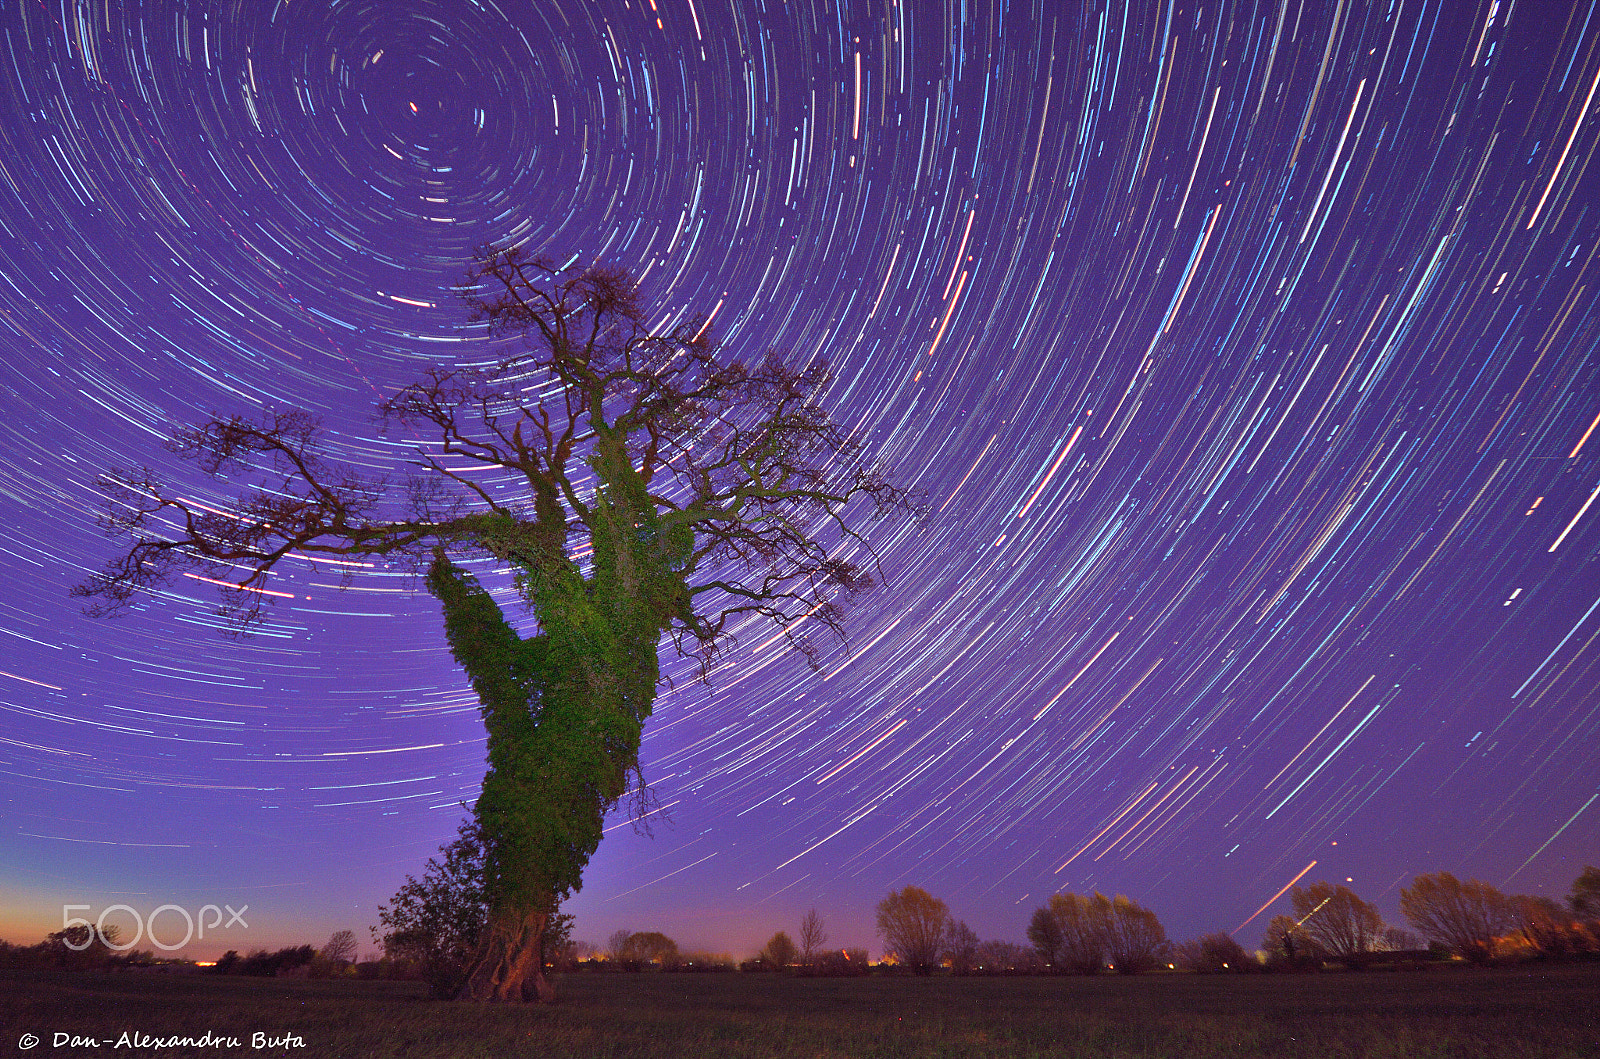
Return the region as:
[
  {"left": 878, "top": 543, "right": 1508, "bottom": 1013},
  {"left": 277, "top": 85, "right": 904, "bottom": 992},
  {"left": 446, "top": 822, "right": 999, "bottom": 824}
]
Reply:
[{"left": 2, "top": 0, "right": 1598, "bottom": 962}]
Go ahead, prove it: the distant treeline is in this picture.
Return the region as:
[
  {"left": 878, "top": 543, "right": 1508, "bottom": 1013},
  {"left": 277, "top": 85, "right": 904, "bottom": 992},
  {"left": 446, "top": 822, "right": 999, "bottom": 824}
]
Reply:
[{"left": 9, "top": 865, "right": 1596, "bottom": 987}]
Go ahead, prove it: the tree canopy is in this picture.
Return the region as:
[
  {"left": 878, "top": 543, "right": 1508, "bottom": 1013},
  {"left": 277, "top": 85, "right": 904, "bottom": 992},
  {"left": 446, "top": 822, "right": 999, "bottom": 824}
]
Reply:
[
  {"left": 1569, "top": 865, "right": 1600, "bottom": 919},
  {"left": 78, "top": 250, "right": 913, "bottom": 1002},
  {"left": 761, "top": 931, "right": 798, "bottom": 969},
  {"left": 1400, "top": 872, "right": 1514, "bottom": 964},
  {"left": 1289, "top": 881, "right": 1384, "bottom": 967},
  {"left": 1028, "top": 891, "right": 1168, "bottom": 974},
  {"left": 875, "top": 885, "right": 950, "bottom": 974}
]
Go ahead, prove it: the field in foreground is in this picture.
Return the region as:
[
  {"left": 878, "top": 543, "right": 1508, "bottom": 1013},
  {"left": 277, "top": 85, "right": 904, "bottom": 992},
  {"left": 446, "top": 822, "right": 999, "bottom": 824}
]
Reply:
[{"left": 6, "top": 964, "right": 1600, "bottom": 1058}]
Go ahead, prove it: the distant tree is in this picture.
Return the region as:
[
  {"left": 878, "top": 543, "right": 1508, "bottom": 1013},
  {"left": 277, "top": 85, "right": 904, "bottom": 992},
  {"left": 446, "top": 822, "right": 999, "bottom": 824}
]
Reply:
[
  {"left": 239, "top": 945, "right": 316, "bottom": 977},
  {"left": 76, "top": 251, "right": 913, "bottom": 1002},
  {"left": 1400, "top": 872, "right": 1515, "bottom": 964},
  {"left": 320, "top": 929, "right": 358, "bottom": 966},
  {"left": 1379, "top": 925, "right": 1421, "bottom": 952},
  {"left": 1105, "top": 894, "right": 1168, "bottom": 974},
  {"left": 1568, "top": 865, "right": 1600, "bottom": 919},
  {"left": 798, "top": 908, "right": 828, "bottom": 967},
  {"left": 674, "top": 950, "right": 736, "bottom": 972},
  {"left": 607, "top": 928, "right": 634, "bottom": 963},
  {"left": 762, "top": 931, "right": 798, "bottom": 970},
  {"left": 625, "top": 931, "right": 678, "bottom": 966},
  {"left": 542, "top": 913, "right": 576, "bottom": 966},
  {"left": 1262, "top": 914, "right": 1316, "bottom": 967},
  {"left": 1290, "top": 882, "right": 1384, "bottom": 968},
  {"left": 1174, "top": 932, "right": 1251, "bottom": 972},
  {"left": 1026, "top": 904, "right": 1065, "bottom": 970},
  {"left": 1053, "top": 892, "right": 1114, "bottom": 974},
  {"left": 561, "top": 938, "right": 598, "bottom": 964},
  {"left": 975, "top": 939, "right": 1033, "bottom": 973},
  {"left": 1510, "top": 895, "right": 1582, "bottom": 958},
  {"left": 41, "top": 924, "right": 121, "bottom": 970},
  {"left": 875, "top": 886, "right": 950, "bottom": 974},
  {"left": 944, "top": 921, "right": 980, "bottom": 975}
]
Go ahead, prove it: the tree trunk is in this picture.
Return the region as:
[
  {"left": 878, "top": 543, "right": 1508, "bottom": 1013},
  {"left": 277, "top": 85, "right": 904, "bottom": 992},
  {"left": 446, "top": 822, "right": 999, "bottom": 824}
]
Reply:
[{"left": 458, "top": 905, "right": 554, "bottom": 1003}]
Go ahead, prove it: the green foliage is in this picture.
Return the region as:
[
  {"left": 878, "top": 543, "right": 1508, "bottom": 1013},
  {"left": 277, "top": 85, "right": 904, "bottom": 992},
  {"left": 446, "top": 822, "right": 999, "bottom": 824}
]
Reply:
[
  {"left": 426, "top": 556, "right": 638, "bottom": 918},
  {"left": 372, "top": 817, "right": 577, "bottom": 998},
  {"left": 78, "top": 255, "right": 913, "bottom": 1002},
  {"left": 372, "top": 819, "right": 488, "bottom": 997}
]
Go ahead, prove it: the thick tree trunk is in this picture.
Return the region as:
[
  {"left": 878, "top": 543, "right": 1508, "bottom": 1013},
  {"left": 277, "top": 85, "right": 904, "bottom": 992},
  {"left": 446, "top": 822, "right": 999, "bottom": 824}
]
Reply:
[{"left": 458, "top": 906, "right": 554, "bottom": 1003}]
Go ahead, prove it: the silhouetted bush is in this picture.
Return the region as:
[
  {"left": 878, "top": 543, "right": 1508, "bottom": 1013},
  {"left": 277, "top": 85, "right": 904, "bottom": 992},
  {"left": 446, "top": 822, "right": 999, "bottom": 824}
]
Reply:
[
  {"left": 669, "top": 951, "right": 736, "bottom": 972},
  {"left": 353, "top": 958, "right": 387, "bottom": 980},
  {"left": 235, "top": 944, "right": 315, "bottom": 977},
  {"left": 799, "top": 948, "right": 871, "bottom": 976},
  {"left": 1175, "top": 932, "right": 1255, "bottom": 973},
  {"left": 974, "top": 940, "right": 1040, "bottom": 974},
  {"left": 1261, "top": 915, "right": 1327, "bottom": 971}
]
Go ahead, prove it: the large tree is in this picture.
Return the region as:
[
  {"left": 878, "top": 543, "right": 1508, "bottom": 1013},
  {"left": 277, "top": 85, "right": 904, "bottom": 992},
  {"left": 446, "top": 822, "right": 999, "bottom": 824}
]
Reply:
[
  {"left": 798, "top": 908, "right": 827, "bottom": 968},
  {"left": 1289, "top": 881, "right": 1384, "bottom": 968},
  {"left": 875, "top": 885, "right": 950, "bottom": 974},
  {"left": 1025, "top": 903, "right": 1065, "bottom": 970},
  {"left": 1399, "top": 872, "right": 1514, "bottom": 964},
  {"left": 1029, "top": 890, "right": 1166, "bottom": 974},
  {"left": 1046, "top": 891, "right": 1114, "bottom": 974},
  {"left": 760, "top": 930, "right": 798, "bottom": 970},
  {"left": 1104, "top": 893, "right": 1168, "bottom": 974},
  {"left": 77, "top": 249, "right": 911, "bottom": 1002},
  {"left": 943, "top": 920, "right": 980, "bottom": 975}
]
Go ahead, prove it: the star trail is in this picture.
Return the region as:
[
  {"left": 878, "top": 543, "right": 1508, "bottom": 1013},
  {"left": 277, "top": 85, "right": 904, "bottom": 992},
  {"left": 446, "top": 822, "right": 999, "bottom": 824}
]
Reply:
[{"left": 2, "top": 0, "right": 1599, "bottom": 959}]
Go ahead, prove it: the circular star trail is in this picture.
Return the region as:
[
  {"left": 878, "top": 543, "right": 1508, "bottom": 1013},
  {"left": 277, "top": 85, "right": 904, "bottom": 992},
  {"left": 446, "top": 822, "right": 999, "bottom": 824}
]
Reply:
[{"left": 2, "top": 0, "right": 1597, "bottom": 956}]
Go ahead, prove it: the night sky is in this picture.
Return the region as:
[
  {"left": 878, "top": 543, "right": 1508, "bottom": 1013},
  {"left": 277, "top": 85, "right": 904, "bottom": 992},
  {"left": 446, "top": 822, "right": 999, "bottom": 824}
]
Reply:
[{"left": 3, "top": 0, "right": 1599, "bottom": 962}]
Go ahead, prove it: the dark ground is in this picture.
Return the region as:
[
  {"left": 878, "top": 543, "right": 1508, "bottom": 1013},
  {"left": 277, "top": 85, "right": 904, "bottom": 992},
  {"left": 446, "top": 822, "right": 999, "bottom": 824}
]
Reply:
[{"left": 5, "top": 963, "right": 1599, "bottom": 1058}]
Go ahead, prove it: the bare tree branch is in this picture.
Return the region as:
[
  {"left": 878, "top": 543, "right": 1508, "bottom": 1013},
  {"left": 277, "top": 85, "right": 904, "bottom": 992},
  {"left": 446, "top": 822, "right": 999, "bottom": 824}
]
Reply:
[{"left": 78, "top": 251, "right": 919, "bottom": 1003}]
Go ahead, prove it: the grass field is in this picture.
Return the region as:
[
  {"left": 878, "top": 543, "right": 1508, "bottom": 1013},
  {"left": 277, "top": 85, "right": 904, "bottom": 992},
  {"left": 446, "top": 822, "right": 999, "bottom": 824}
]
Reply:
[{"left": 7, "top": 964, "right": 1599, "bottom": 1058}]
